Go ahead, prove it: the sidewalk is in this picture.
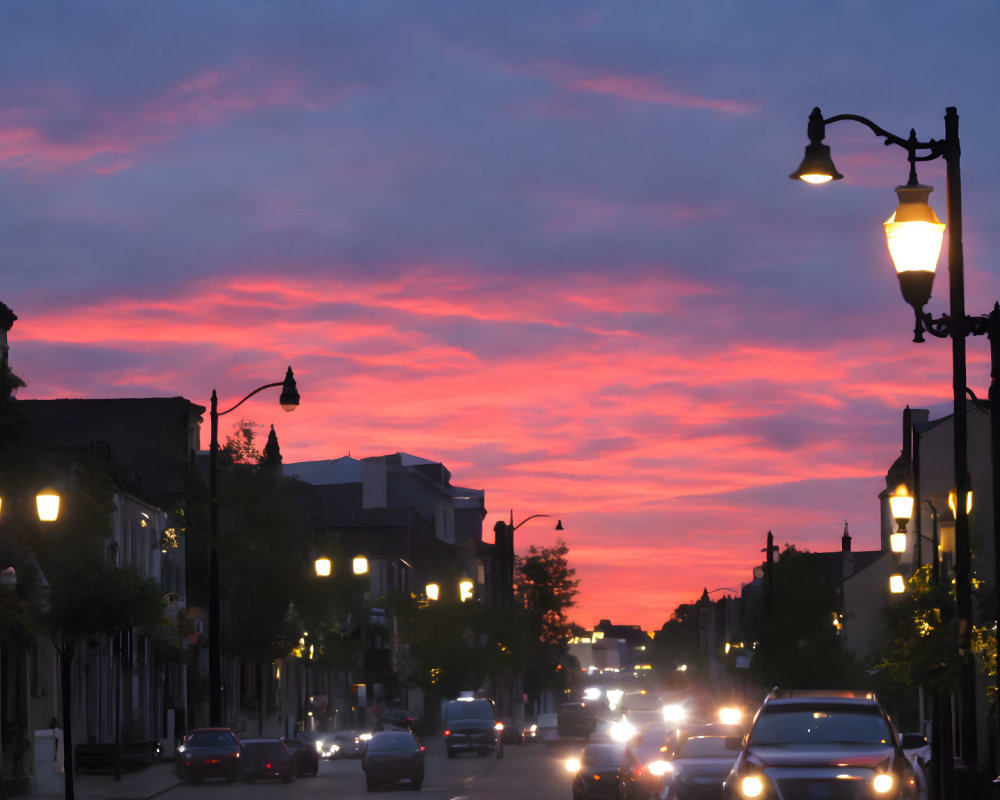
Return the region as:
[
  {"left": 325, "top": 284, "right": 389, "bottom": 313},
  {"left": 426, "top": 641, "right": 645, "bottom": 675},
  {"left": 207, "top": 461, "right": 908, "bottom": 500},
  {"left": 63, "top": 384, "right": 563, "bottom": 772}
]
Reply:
[{"left": 34, "top": 761, "right": 181, "bottom": 800}]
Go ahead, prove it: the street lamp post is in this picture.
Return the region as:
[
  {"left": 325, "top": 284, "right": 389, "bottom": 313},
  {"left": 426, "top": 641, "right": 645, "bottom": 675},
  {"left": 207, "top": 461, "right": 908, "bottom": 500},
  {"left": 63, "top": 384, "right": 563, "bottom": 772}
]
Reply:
[
  {"left": 208, "top": 367, "right": 299, "bottom": 727},
  {"left": 492, "top": 512, "right": 564, "bottom": 611},
  {"left": 0, "top": 488, "right": 62, "bottom": 798},
  {"left": 791, "top": 106, "right": 986, "bottom": 774}
]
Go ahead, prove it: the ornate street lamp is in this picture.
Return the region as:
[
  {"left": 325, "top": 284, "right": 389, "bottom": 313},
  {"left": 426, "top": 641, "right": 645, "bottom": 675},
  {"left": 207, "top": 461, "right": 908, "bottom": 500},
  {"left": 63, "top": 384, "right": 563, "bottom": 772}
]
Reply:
[
  {"left": 889, "top": 484, "right": 914, "bottom": 557},
  {"left": 208, "top": 367, "right": 299, "bottom": 726},
  {"left": 791, "top": 105, "right": 989, "bottom": 773}
]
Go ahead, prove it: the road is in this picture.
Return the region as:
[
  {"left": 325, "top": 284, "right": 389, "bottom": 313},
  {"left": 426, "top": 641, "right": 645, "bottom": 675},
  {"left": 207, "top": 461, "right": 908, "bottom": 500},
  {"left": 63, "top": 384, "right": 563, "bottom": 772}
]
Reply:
[{"left": 165, "top": 737, "right": 575, "bottom": 800}]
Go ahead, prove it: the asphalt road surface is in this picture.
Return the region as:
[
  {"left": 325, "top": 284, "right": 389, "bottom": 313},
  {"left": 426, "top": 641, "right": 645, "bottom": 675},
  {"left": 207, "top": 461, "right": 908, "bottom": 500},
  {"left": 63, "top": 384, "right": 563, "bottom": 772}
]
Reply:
[{"left": 164, "top": 736, "right": 577, "bottom": 800}]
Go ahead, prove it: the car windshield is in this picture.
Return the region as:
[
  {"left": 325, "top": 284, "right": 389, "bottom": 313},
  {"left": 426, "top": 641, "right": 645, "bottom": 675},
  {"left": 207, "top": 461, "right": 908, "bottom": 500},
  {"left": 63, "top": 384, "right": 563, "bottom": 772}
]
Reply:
[
  {"left": 370, "top": 732, "right": 416, "bottom": 750},
  {"left": 186, "top": 731, "right": 232, "bottom": 747},
  {"left": 675, "top": 736, "right": 740, "bottom": 757},
  {"left": 582, "top": 744, "right": 626, "bottom": 766},
  {"left": 243, "top": 741, "right": 286, "bottom": 755},
  {"left": 750, "top": 706, "right": 892, "bottom": 746}
]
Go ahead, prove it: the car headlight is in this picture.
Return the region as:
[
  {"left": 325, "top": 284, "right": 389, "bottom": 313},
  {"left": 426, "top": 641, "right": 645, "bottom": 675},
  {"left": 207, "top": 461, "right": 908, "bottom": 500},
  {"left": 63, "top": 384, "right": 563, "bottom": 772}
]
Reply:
[
  {"left": 648, "top": 760, "right": 671, "bottom": 776},
  {"left": 314, "top": 740, "right": 324, "bottom": 753},
  {"left": 565, "top": 757, "right": 581, "bottom": 773},
  {"left": 740, "top": 775, "right": 765, "bottom": 798},
  {"left": 873, "top": 773, "right": 894, "bottom": 794}
]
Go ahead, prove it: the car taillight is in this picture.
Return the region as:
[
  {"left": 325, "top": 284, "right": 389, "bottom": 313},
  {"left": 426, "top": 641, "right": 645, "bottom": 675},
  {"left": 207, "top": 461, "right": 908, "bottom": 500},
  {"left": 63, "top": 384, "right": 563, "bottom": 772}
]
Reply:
[{"left": 444, "top": 729, "right": 452, "bottom": 737}]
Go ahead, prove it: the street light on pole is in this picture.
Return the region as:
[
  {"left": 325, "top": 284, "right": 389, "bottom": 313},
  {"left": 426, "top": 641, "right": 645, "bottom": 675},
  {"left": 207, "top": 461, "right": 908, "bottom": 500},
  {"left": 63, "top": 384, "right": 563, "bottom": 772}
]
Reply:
[
  {"left": 791, "top": 105, "right": 984, "bottom": 772},
  {"left": 208, "top": 366, "right": 299, "bottom": 727}
]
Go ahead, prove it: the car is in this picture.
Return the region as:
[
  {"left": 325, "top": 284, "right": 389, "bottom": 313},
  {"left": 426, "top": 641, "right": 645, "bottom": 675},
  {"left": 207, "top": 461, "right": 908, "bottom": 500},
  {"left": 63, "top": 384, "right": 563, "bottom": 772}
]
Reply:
[
  {"left": 239, "top": 738, "right": 296, "bottom": 783},
  {"left": 175, "top": 727, "right": 242, "bottom": 782},
  {"left": 659, "top": 734, "right": 742, "bottom": 800},
  {"left": 362, "top": 729, "right": 426, "bottom": 791},
  {"left": 559, "top": 701, "right": 601, "bottom": 742},
  {"left": 568, "top": 742, "right": 645, "bottom": 800},
  {"left": 330, "top": 729, "right": 370, "bottom": 758},
  {"left": 499, "top": 719, "right": 526, "bottom": 744},
  {"left": 378, "top": 709, "right": 417, "bottom": 730},
  {"left": 626, "top": 724, "right": 679, "bottom": 797},
  {"left": 443, "top": 697, "right": 504, "bottom": 758},
  {"left": 284, "top": 737, "right": 320, "bottom": 776},
  {"left": 723, "top": 689, "right": 918, "bottom": 800},
  {"left": 298, "top": 729, "right": 340, "bottom": 759}
]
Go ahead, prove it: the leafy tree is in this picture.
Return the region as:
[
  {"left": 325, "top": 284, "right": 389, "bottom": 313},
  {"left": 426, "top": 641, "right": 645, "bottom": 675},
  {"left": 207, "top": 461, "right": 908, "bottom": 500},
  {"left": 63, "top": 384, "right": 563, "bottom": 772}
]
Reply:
[
  {"left": 739, "top": 545, "right": 865, "bottom": 689},
  {"left": 513, "top": 539, "right": 584, "bottom": 710}
]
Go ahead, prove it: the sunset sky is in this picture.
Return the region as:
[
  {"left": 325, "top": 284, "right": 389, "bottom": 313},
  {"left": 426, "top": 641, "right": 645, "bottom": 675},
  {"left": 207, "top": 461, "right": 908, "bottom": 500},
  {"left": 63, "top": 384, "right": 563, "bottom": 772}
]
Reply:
[{"left": 4, "top": 2, "right": 1000, "bottom": 633}]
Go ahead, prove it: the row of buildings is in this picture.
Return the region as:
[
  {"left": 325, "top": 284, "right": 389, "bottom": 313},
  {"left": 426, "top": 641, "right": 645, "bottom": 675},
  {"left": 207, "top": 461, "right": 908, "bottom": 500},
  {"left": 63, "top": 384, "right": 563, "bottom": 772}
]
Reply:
[{"left": 0, "top": 301, "right": 522, "bottom": 794}]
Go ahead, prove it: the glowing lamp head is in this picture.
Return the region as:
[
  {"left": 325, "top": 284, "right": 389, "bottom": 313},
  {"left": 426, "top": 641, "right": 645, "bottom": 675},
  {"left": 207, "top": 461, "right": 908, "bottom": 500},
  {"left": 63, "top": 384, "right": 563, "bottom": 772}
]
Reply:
[
  {"left": 425, "top": 582, "right": 440, "bottom": 601},
  {"left": 948, "top": 489, "right": 972, "bottom": 517},
  {"left": 885, "top": 182, "right": 944, "bottom": 311},
  {"left": 459, "top": 579, "right": 475, "bottom": 602},
  {"left": 889, "top": 574, "right": 906, "bottom": 594},
  {"left": 314, "top": 558, "right": 331, "bottom": 577},
  {"left": 790, "top": 142, "right": 843, "bottom": 184},
  {"left": 888, "top": 484, "right": 914, "bottom": 530},
  {"left": 36, "top": 488, "right": 60, "bottom": 522},
  {"left": 890, "top": 532, "right": 908, "bottom": 555},
  {"left": 352, "top": 556, "right": 368, "bottom": 575}
]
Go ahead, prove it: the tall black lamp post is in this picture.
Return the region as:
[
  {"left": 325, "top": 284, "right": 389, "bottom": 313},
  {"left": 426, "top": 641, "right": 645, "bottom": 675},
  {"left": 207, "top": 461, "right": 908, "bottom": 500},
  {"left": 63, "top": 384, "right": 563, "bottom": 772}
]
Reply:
[
  {"left": 492, "top": 511, "right": 564, "bottom": 610},
  {"left": 791, "top": 106, "right": 989, "bottom": 773},
  {"left": 208, "top": 367, "right": 299, "bottom": 726}
]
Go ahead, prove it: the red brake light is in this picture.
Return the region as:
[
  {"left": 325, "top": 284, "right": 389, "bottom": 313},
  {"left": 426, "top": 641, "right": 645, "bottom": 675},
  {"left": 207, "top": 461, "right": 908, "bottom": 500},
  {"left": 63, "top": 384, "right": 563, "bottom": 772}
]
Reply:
[{"left": 444, "top": 729, "right": 451, "bottom": 737}]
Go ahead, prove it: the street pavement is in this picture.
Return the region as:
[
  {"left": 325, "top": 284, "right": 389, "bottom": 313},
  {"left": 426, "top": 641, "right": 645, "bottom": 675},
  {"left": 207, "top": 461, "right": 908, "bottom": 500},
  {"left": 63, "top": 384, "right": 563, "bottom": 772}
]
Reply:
[{"left": 35, "top": 760, "right": 180, "bottom": 800}]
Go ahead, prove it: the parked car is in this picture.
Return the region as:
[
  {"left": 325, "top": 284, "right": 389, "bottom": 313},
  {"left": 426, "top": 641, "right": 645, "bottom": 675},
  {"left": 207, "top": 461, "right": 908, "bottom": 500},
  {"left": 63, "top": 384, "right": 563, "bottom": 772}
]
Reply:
[
  {"left": 723, "top": 689, "right": 918, "bottom": 800},
  {"left": 284, "top": 737, "right": 320, "bottom": 776},
  {"left": 239, "top": 738, "right": 296, "bottom": 783},
  {"left": 659, "top": 734, "right": 742, "bottom": 800},
  {"left": 443, "top": 697, "right": 503, "bottom": 758},
  {"left": 362, "top": 729, "right": 426, "bottom": 791},
  {"left": 568, "top": 742, "right": 644, "bottom": 800},
  {"left": 175, "top": 727, "right": 242, "bottom": 782}
]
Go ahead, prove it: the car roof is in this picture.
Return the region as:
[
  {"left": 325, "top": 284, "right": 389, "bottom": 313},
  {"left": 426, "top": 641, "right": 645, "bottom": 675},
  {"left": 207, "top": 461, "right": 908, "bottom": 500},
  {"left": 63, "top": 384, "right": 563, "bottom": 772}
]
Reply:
[{"left": 765, "top": 688, "right": 878, "bottom": 702}]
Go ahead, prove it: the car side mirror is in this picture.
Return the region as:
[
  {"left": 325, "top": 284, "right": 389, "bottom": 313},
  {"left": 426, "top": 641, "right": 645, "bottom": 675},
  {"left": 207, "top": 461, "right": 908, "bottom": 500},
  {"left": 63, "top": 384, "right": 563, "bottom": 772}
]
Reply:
[{"left": 899, "top": 732, "right": 927, "bottom": 749}]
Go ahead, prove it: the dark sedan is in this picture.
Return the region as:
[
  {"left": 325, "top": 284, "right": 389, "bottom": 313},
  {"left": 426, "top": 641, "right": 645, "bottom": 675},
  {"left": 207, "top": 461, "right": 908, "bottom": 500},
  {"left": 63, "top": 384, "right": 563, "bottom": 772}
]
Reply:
[
  {"left": 239, "top": 738, "right": 295, "bottom": 783},
  {"left": 284, "top": 737, "right": 320, "bottom": 776},
  {"left": 660, "top": 735, "right": 741, "bottom": 800},
  {"left": 569, "top": 742, "right": 644, "bottom": 800},
  {"left": 175, "top": 728, "right": 242, "bottom": 782},
  {"left": 362, "top": 729, "right": 426, "bottom": 791}
]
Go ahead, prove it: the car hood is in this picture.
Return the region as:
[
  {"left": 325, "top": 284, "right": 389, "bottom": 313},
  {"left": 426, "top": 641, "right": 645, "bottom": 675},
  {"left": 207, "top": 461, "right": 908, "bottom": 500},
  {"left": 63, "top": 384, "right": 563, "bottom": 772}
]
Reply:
[{"left": 747, "top": 744, "right": 893, "bottom": 770}]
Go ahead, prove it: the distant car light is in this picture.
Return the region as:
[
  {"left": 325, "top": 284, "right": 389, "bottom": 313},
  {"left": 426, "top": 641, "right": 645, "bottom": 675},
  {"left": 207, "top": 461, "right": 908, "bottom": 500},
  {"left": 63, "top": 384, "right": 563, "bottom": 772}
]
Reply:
[
  {"left": 648, "top": 759, "right": 670, "bottom": 776},
  {"left": 718, "top": 706, "right": 742, "bottom": 725},
  {"left": 565, "top": 757, "right": 581, "bottom": 773},
  {"left": 663, "top": 703, "right": 686, "bottom": 723},
  {"left": 873, "top": 773, "right": 894, "bottom": 794},
  {"left": 610, "top": 719, "right": 635, "bottom": 742},
  {"left": 740, "top": 775, "right": 765, "bottom": 798}
]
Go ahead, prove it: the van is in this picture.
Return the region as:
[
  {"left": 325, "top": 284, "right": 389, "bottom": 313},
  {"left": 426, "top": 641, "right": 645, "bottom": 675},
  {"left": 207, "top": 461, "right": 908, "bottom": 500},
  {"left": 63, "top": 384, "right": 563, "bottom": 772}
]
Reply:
[{"left": 442, "top": 698, "right": 503, "bottom": 759}]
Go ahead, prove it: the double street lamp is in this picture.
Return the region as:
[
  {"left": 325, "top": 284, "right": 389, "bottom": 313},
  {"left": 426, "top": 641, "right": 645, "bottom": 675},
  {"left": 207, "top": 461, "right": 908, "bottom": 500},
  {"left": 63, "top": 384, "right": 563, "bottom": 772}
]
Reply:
[
  {"left": 791, "top": 105, "right": 990, "bottom": 774},
  {"left": 208, "top": 367, "right": 299, "bottom": 727}
]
